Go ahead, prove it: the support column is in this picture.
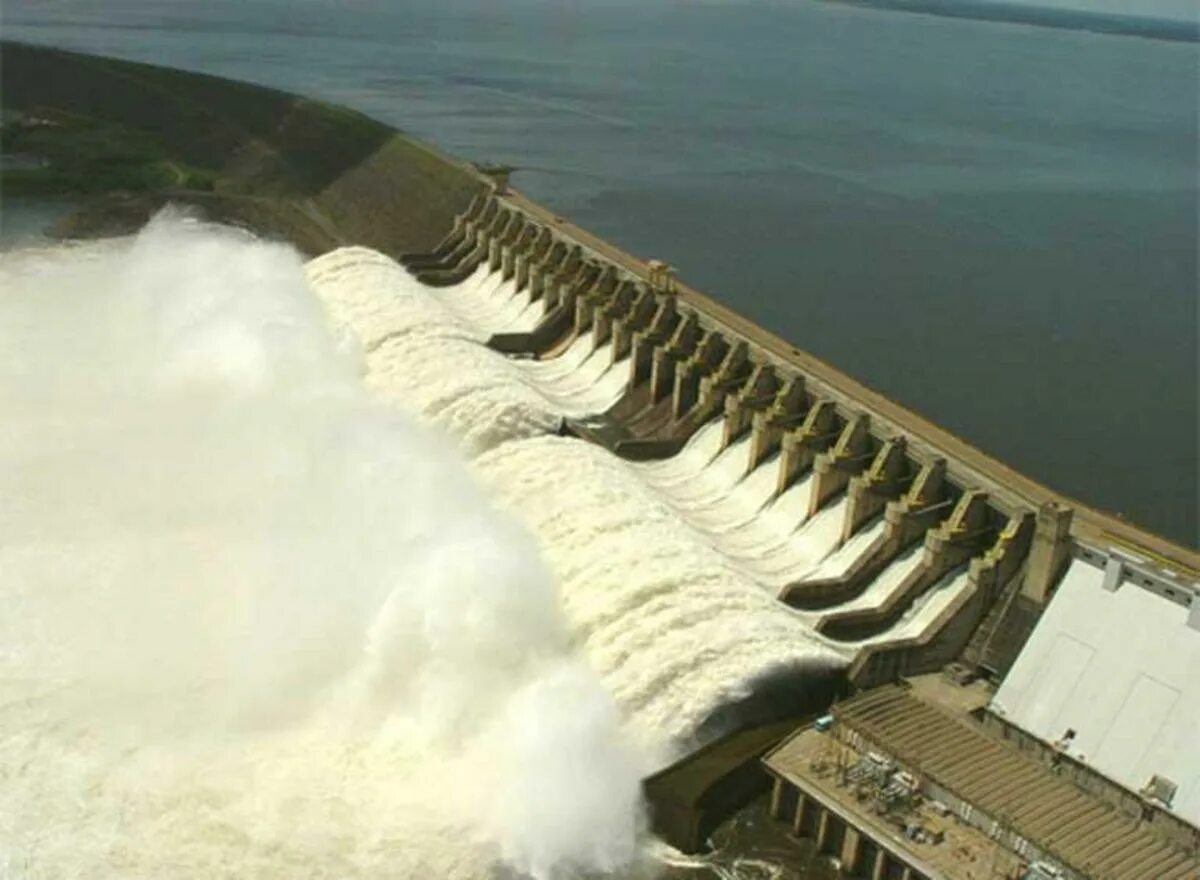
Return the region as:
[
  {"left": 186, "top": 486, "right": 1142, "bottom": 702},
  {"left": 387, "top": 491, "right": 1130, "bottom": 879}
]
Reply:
[
  {"left": 748, "top": 377, "right": 805, "bottom": 471},
  {"left": 900, "top": 866, "right": 913, "bottom": 880},
  {"left": 1022, "top": 501, "right": 1074, "bottom": 604},
  {"left": 500, "top": 244, "right": 516, "bottom": 280},
  {"left": 611, "top": 288, "right": 656, "bottom": 362},
  {"left": 673, "top": 332, "right": 726, "bottom": 419},
  {"left": 497, "top": 223, "right": 528, "bottom": 282},
  {"left": 769, "top": 777, "right": 785, "bottom": 820},
  {"left": 841, "top": 437, "right": 910, "bottom": 543},
  {"left": 721, "top": 365, "right": 777, "bottom": 451},
  {"left": 574, "top": 293, "right": 597, "bottom": 336},
  {"left": 589, "top": 279, "right": 631, "bottom": 347},
  {"left": 922, "top": 490, "right": 995, "bottom": 572},
  {"left": 815, "top": 808, "right": 832, "bottom": 853},
  {"left": 776, "top": 400, "right": 838, "bottom": 496},
  {"left": 791, "top": 793, "right": 808, "bottom": 837},
  {"left": 513, "top": 228, "right": 550, "bottom": 291},
  {"left": 969, "top": 512, "right": 1036, "bottom": 606},
  {"left": 528, "top": 243, "right": 566, "bottom": 302},
  {"left": 487, "top": 231, "right": 504, "bottom": 272},
  {"left": 513, "top": 253, "right": 531, "bottom": 291},
  {"left": 840, "top": 827, "right": 863, "bottom": 875},
  {"left": 694, "top": 342, "right": 750, "bottom": 425},
  {"left": 650, "top": 346, "right": 679, "bottom": 404},
  {"left": 650, "top": 314, "right": 700, "bottom": 404},
  {"left": 872, "top": 848, "right": 888, "bottom": 880},
  {"left": 807, "top": 414, "right": 873, "bottom": 519},
  {"left": 527, "top": 264, "right": 549, "bottom": 302},
  {"left": 886, "top": 461, "right": 949, "bottom": 543}
]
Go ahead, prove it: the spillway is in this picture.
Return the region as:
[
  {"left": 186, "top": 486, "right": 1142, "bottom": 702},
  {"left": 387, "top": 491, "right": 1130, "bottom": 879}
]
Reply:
[
  {"left": 1, "top": 193, "right": 1193, "bottom": 880},
  {"left": 474, "top": 436, "right": 845, "bottom": 750},
  {"left": 0, "top": 221, "right": 653, "bottom": 880},
  {"left": 303, "top": 240, "right": 1021, "bottom": 758},
  {"left": 308, "top": 248, "right": 635, "bottom": 455}
]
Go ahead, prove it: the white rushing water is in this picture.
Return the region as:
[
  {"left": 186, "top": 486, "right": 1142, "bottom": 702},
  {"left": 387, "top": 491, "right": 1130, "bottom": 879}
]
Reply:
[
  {"left": 1, "top": 226, "right": 964, "bottom": 878},
  {"left": 473, "top": 437, "right": 848, "bottom": 759},
  {"left": 306, "top": 248, "right": 632, "bottom": 456},
  {"left": 304, "top": 248, "right": 962, "bottom": 656},
  {"left": 0, "top": 215, "right": 647, "bottom": 880}
]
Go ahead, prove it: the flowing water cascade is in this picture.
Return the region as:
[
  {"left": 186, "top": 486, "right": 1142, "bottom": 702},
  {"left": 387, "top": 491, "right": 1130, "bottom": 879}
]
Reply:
[
  {"left": 474, "top": 437, "right": 849, "bottom": 758},
  {"left": 307, "top": 249, "right": 881, "bottom": 594},
  {"left": 878, "top": 567, "right": 972, "bottom": 645},
  {"left": 0, "top": 215, "right": 651, "bottom": 880},
  {"left": 812, "top": 546, "right": 926, "bottom": 621},
  {"left": 306, "top": 248, "right": 632, "bottom": 455},
  {"left": 306, "top": 247, "right": 972, "bottom": 660},
  {"left": 1, "top": 222, "right": 974, "bottom": 879}
]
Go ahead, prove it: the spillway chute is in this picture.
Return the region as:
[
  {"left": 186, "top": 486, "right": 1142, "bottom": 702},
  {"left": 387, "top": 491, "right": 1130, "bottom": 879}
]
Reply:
[
  {"left": 303, "top": 244, "right": 1023, "bottom": 745},
  {"left": 299, "top": 236, "right": 1067, "bottom": 856}
]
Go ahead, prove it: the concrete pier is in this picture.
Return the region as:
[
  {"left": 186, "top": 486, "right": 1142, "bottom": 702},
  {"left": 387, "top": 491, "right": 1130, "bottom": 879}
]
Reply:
[
  {"left": 777, "top": 400, "right": 841, "bottom": 496},
  {"left": 807, "top": 415, "right": 875, "bottom": 520}
]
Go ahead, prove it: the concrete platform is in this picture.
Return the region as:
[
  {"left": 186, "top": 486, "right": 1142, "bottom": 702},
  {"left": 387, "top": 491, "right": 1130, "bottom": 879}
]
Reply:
[{"left": 811, "top": 685, "right": 1197, "bottom": 879}]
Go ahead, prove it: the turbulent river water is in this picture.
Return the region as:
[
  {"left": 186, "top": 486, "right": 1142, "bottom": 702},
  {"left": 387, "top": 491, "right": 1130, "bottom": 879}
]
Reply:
[
  {"left": 0, "top": 217, "right": 655, "bottom": 879},
  {"left": 1, "top": 213, "right": 871, "bottom": 879}
]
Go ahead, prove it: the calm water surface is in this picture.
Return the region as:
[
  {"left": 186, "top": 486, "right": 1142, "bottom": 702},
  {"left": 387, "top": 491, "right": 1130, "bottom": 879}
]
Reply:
[{"left": 3, "top": 0, "right": 1196, "bottom": 544}]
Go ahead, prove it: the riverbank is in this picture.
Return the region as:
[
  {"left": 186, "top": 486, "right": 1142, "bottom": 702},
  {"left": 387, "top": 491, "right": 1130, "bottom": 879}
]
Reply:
[{"left": 0, "top": 40, "right": 486, "bottom": 254}]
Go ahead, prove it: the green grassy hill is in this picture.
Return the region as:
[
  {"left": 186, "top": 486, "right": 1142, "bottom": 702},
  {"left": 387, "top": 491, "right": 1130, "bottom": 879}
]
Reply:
[{"left": 0, "top": 41, "right": 487, "bottom": 254}]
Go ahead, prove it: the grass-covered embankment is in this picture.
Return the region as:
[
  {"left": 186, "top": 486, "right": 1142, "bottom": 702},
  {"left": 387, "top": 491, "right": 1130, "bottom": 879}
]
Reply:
[
  {"left": 0, "top": 41, "right": 488, "bottom": 254},
  {"left": 1, "top": 110, "right": 218, "bottom": 195}
]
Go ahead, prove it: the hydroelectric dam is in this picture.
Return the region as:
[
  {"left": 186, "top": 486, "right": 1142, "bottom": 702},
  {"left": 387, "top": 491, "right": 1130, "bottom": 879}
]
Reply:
[
  {"left": 309, "top": 174, "right": 1200, "bottom": 877},
  {"left": 2, "top": 43, "right": 1198, "bottom": 880}
]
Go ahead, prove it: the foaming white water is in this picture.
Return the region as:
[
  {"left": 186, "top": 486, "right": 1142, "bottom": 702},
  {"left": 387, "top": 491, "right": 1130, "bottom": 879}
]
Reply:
[
  {"left": 799, "top": 516, "right": 886, "bottom": 583},
  {"left": 474, "top": 437, "right": 848, "bottom": 761},
  {"left": 439, "top": 267, "right": 540, "bottom": 336},
  {"left": 306, "top": 250, "right": 630, "bottom": 455},
  {"left": 634, "top": 420, "right": 726, "bottom": 488},
  {"left": 300, "top": 247, "right": 949, "bottom": 757},
  {"left": 0, "top": 215, "right": 645, "bottom": 880}
]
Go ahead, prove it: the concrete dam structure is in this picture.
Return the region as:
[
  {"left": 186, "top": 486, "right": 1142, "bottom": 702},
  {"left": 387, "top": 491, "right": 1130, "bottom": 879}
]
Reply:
[
  {"left": 306, "top": 181, "right": 1200, "bottom": 877},
  {"left": 312, "top": 184, "right": 1197, "bottom": 677}
]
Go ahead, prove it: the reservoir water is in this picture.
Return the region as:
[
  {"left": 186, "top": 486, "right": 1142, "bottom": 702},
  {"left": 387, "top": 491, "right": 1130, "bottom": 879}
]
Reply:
[{"left": 2, "top": 0, "right": 1196, "bottom": 544}]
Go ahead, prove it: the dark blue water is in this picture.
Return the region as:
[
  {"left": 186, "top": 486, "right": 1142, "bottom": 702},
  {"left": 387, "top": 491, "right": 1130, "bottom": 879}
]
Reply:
[{"left": 3, "top": 0, "right": 1196, "bottom": 545}]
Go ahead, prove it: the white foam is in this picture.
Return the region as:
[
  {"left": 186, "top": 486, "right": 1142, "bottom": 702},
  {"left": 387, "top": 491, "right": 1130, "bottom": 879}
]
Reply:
[
  {"left": 305, "top": 252, "right": 630, "bottom": 453},
  {"left": 475, "top": 436, "right": 850, "bottom": 751},
  {"left": 0, "top": 217, "right": 645, "bottom": 880},
  {"left": 307, "top": 248, "right": 967, "bottom": 744},
  {"left": 635, "top": 418, "right": 726, "bottom": 487}
]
